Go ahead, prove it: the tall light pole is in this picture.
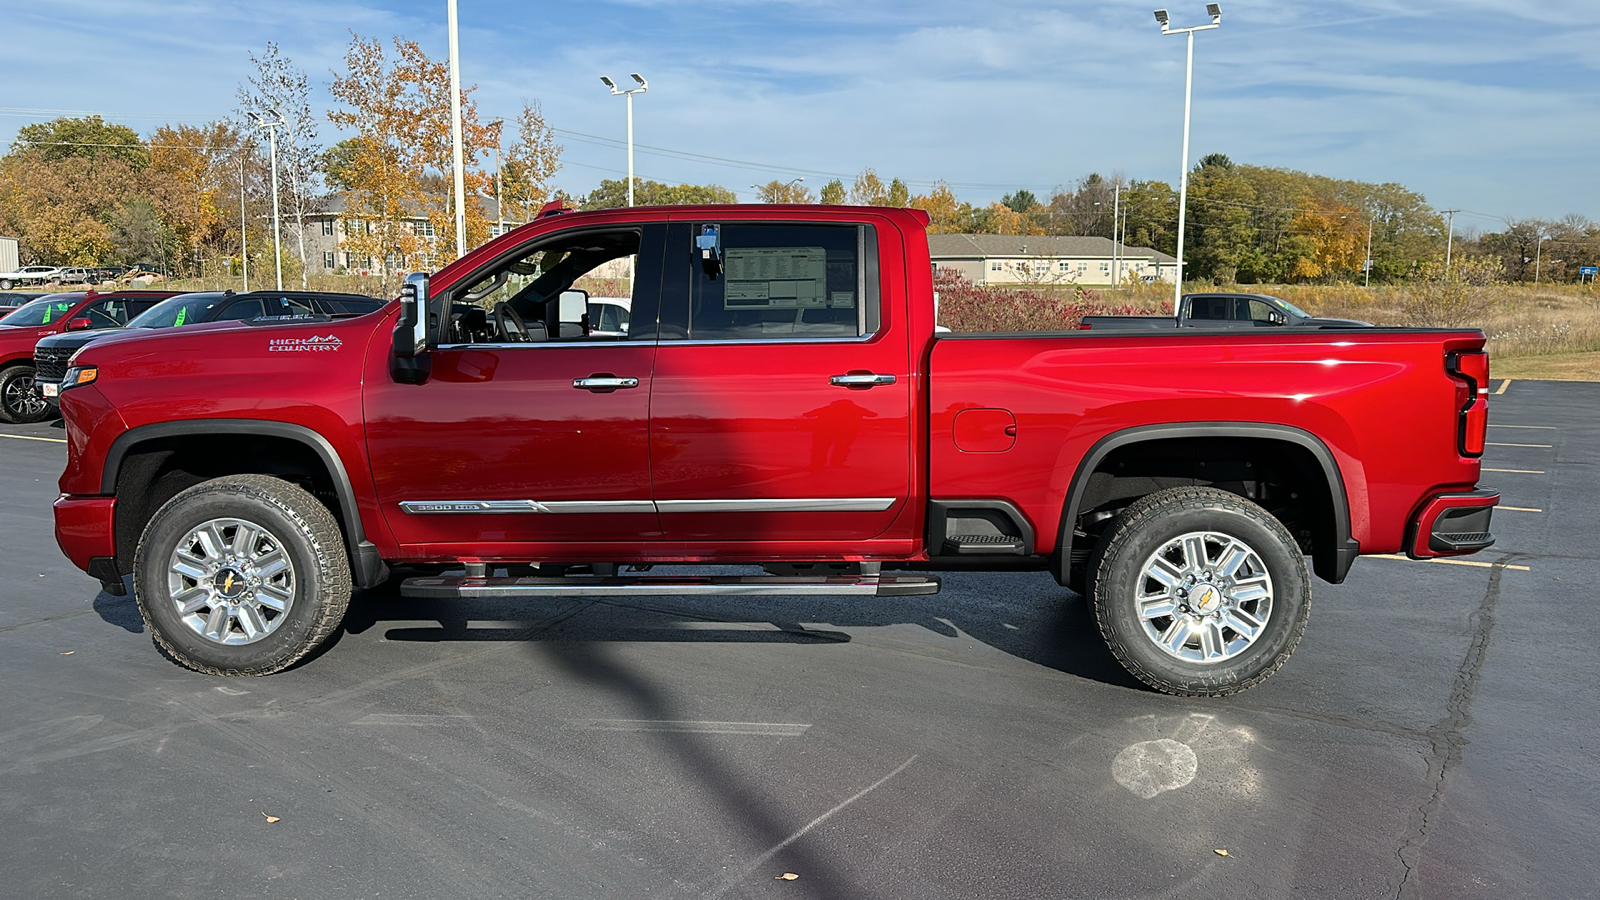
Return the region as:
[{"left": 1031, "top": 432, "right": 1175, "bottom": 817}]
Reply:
[
  {"left": 1112, "top": 181, "right": 1124, "bottom": 290},
  {"left": 488, "top": 118, "right": 504, "bottom": 235},
  {"left": 601, "top": 73, "right": 648, "bottom": 206},
  {"left": 1154, "top": 4, "right": 1222, "bottom": 307},
  {"left": 1442, "top": 208, "right": 1460, "bottom": 273},
  {"left": 447, "top": 0, "right": 468, "bottom": 260},
  {"left": 1364, "top": 213, "right": 1373, "bottom": 288},
  {"left": 236, "top": 158, "right": 249, "bottom": 292},
  {"left": 249, "top": 111, "right": 285, "bottom": 290}
]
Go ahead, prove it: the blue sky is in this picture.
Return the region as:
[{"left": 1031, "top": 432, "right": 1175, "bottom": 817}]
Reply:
[{"left": 5, "top": 0, "right": 1599, "bottom": 233}]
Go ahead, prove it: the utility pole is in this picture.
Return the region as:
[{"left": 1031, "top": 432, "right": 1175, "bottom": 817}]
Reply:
[
  {"left": 237, "top": 159, "right": 249, "bottom": 292},
  {"left": 1535, "top": 234, "right": 1544, "bottom": 284},
  {"left": 1112, "top": 181, "right": 1123, "bottom": 291},
  {"left": 1364, "top": 214, "right": 1373, "bottom": 288},
  {"left": 1155, "top": 5, "right": 1223, "bottom": 308},
  {"left": 1443, "top": 208, "right": 1460, "bottom": 274},
  {"left": 488, "top": 118, "right": 504, "bottom": 236}
]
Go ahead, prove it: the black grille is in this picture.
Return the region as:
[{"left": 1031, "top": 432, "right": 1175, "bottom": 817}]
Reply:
[{"left": 34, "top": 347, "right": 74, "bottom": 382}]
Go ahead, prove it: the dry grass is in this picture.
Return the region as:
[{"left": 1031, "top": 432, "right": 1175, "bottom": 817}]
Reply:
[{"left": 1491, "top": 351, "right": 1600, "bottom": 381}]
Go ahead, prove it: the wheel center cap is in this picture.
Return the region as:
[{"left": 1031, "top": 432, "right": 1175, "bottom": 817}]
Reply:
[
  {"left": 213, "top": 568, "right": 248, "bottom": 600},
  {"left": 1192, "top": 583, "right": 1222, "bottom": 614}
]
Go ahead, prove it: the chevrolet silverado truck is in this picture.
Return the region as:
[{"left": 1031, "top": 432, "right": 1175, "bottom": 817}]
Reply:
[
  {"left": 1080, "top": 291, "right": 1370, "bottom": 330},
  {"left": 0, "top": 290, "right": 174, "bottom": 422},
  {"left": 51, "top": 205, "right": 1499, "bottom": 696}
]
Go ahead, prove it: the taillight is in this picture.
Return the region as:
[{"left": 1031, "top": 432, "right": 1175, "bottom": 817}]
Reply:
[
  {"left": 1078, "top": 321, "right": 1092, "bottom": 330},
  {"left": 1448, "top": 350, "right": 1489, "bottom": 456}
]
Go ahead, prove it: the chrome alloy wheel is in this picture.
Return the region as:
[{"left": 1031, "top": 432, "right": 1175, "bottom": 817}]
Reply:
[
  {"left": 1134, "top": 531, "right": 1274, "bottom": 663},
  {"left": 166, "top": 517, "right": 296, "bottom": 645},
  {"left": 3, "top": 372, "right": 46, "bottom": 419}
]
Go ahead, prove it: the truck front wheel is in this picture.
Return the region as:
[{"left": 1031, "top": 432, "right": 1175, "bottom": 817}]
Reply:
[
  {"left": 133, "top": 475, "right": 352, "bottom": 675},
  {"left": 1090, "top": 487, "right": 1310, "bottom": 697}
]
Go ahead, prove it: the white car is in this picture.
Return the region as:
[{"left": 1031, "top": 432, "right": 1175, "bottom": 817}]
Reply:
[
  {"left": 587, "top": 296, "right": 631, "bottom": 336},
  {"left": 0, "top": 266, "right": 63, "bottom": 289}
]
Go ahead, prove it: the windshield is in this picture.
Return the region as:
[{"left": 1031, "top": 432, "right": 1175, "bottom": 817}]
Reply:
[
  {"left": 0, "top": 296, "right": 80, "bottom": 327},
  {"left": 129, "top": 292, "right": 230, "bottom": 328},
  {"left": 1274, "top": 297, "right": 1312, "bottom": 318}
]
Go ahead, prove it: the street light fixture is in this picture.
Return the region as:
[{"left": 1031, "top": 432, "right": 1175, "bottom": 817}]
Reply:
[
  {"left": 1154, "top": 4, "right": 1222, "bottom": 307},
  {"left": 749, "top": 177, "right": 804, "bottom": 202},
  {"left": 601, "top": 73, "right": 648, "bottom": 207},
  {"left": 248, "top": 110, "right": 285, "bottom": 290}
]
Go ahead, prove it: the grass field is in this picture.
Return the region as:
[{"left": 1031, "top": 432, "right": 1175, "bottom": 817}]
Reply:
[{"left": 149, "top": 273, "right": 1600, "bottom": 382}]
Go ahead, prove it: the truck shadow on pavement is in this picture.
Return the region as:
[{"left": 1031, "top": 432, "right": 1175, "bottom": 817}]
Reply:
[{"left": 337, "top": 575, "right": 1144, "bottom": 692}]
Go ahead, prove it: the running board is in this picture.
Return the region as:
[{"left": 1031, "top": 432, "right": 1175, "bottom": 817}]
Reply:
[{"left": 399, "top": 574, "right": 942, "bottom": 600}]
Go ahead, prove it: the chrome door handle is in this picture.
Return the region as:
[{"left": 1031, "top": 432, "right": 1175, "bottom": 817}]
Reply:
[
  {"left": 830, "top": 373, "right": 896, "bottom": 388},
  {"left": 573, "top": 376, "right": 640, "bottom": 392}
]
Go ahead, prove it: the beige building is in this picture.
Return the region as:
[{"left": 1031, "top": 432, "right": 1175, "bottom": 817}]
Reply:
[
  {"left": 301, "top": 195, "right": 526, "bottom": 276},
  {"left": 929, "top": 234, "right": 1178, "bottom": 287}
]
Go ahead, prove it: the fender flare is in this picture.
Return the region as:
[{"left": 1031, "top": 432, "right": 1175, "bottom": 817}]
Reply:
[
  {"left": 1052, "top": 422, "right": 1359, "bottom": 584},
  {"left": 102, "top": 419, "right": 386, "bottom": 588}
]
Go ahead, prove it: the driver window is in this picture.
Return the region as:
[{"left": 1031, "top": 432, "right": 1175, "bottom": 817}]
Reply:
[
  {"left": 1246, "top": 299, "right": 1278, "bottom": 324},
  {"left": 447, "top": 228, "right": 640, "bottom": 345}
]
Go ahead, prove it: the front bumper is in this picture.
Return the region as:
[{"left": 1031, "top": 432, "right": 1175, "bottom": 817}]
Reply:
[
  {"left": 1406, "top": 489, "right": 1499, "bottom": 559},
  {"left": 54, "top": 494, "right": 122, "bottom": 593}
]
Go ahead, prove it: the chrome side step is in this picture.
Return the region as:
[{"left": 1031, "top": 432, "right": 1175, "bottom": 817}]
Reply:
[{"left": 399, "top": 574, "right": 941, "bottom": 600}]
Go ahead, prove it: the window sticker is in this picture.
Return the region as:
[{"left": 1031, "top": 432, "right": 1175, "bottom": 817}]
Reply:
[
  {"left": 723, "top": 247, "right": 830, "bottom": 310},
  {"left": 173, "top": 307, "right": 187, "bottom": 326}
]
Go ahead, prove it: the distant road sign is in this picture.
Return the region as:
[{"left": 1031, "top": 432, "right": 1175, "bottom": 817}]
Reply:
[{"left": 1580, "top": 265, "right": 1599, "bottom": 276}]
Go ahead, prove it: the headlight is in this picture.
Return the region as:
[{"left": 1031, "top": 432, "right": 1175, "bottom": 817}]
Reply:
[{"left": 59, "top": 365, "right": 98, "bottom": 391}]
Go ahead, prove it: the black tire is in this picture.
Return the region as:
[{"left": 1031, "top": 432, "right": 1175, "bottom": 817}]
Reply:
[
  {"left": 133, "top": 474, "right": 352, "bottom": 675},
  {"left": 1090, "top": 487, "right": 1310, "bottom": 697},
  {"left": 0, "top": 365, "right": 50, "bottom": 424}
]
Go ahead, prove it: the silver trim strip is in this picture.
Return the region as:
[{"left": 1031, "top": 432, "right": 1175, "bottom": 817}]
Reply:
[
  {"left": 656, "top": 498, "right": 896, "bottom": 513},
  {"left": 400, "top": 500, "right": 656, "bottom": 515},
  {"left": 399, "top": 498, "right": 896, "bottom": 515}
]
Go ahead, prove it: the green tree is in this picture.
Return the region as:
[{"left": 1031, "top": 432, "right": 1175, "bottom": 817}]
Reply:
[
  {"left": 819, "top": 179, "right": 846, "bottom": 205},
  {"left": 887, "top": 178, "right": 910, "bottom": 208},
  {"left": 13, "top": 116, "right": 148, "bottom": 169},
  {"left": 581, "top": 178, "right": 736, "bottom": 209}
]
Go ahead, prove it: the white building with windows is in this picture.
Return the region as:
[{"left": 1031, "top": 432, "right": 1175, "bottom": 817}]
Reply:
[
  {"left": 928, "top": 234, "right": 1178, "bottom": 287},
  {"left": 303, "top": 194, "right": 526, "bottom": 275}
]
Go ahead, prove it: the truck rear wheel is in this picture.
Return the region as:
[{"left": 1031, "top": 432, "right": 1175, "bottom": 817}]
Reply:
[
  {"left": 132, "top": 474, "right": 351, "bottom": 676},
  {"left": 1090, "top": 487, "right": 1310, "bottom": 697},
  {"left": 0, "top": 365, "right": 50, "bottom": 424}
]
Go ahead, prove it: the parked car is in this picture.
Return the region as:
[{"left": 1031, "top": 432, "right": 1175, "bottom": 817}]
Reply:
[
  {"left": 33, "top": 290, "right": 386, "bottom": 405},
  {"left": 1079, "top": 292, "right": 1371, "bottom": 330},
  {"left": 0, "top": 291, "right": 45, "bottom": 312},
  {"left": 56, "top": 267, "right": 99, "bottom": 285},
  {"left": 0, "top": 290, "right": 175, "bottom": 422},
  {"left": 54, "top": 205, "right": 1497, "bottom": 699},
  {"left": 0, "top": 266, "right": 63, "bottom": 289},
  {"left": 587, "top": 296, "right": 631, "bottom": 336}
]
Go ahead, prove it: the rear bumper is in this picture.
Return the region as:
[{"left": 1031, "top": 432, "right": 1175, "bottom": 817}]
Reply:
[
  {"left": 1406, "top": 489, "right": 1498, "bottom": 559},
  {"left": 54, "top": 494, "right": 118, "bottom": 584}
]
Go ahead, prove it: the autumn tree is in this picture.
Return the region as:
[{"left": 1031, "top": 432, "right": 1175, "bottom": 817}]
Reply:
[
  {"left": 581, "top": 178, "right": 736, "bottom": 209},
  {"left": 0, "top": 117, "right": 151, "bottom": 265},
  {"left": 495, "top": 101, "right": 563, "bottom": 226},
  {"left": 752, "top": 179, "right": 815, "bottom": 204},
  {"left": 238, "top": 43, "right": 323, "bottom": 287},
  {"left": 910, "top": 182, "right": 968, "bottom": 233},
  {"left": 819, "top": 179, "right": 846, "bottom": 205},
  {"left": 849, "top": 169, "right": 889, "bottom": 205},
  {"left": 329, "top": 32, "right": 496, "bottom": 281},
  {"left": 147, "top": 122, "right": 253, "bottom": 277}
]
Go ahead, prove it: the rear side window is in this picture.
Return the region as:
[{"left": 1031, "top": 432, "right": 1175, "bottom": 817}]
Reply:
[
  {"left": 679, "top": 223, "right": 879, "bottom": 340},
  {"left": 316, "top": 297, "right": 381, "bottom": 316},
  {"left": 214, "top": 298, "right": 266, "bottom": 321}
]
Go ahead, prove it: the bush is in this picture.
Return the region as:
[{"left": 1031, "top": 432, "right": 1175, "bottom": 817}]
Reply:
[{"left": 934, "top": 269, "right": 1169, "bottom": 332}]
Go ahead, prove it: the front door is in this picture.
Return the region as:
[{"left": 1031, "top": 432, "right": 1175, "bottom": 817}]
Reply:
[
  {"left": 365, "top": 224, "right": 664, "bottom": 554},
  {"left": 649, "top": 220, "right": 913, "bottom": 545}
]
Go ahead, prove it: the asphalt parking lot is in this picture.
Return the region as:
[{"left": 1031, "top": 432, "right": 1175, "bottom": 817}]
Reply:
[{"left": 1, "top": 379, "right": 1595, "bottom": 899}]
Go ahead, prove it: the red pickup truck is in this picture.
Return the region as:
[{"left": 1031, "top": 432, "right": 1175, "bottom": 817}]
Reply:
[{"left": 51, "top": 205, "right": 1498, "bottom": 696}]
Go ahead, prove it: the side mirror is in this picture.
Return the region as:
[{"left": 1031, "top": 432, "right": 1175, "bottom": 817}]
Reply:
[
  {"left": 67, "top": 317, "right": 92, "bottom": 331},
  {"left": 390, "top": 272, "right": 433, "bottom": 384},
  {"left": 559, "top": 289, "right": 588, "bottom": 325}
]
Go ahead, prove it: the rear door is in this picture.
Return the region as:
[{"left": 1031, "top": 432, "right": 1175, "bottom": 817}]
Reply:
[{"left": 648, "top": 219, "right": 913, "bottom": 544}]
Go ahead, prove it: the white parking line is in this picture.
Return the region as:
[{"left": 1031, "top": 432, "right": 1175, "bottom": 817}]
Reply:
[
  {"left": 1488, "top": 424, "right": 1556, "bottom": 430},
  {"left": 1498, "top": 506, "right": 1543, "bottom": 513},
  {"left": 1486, "top": 442, "right": 1553, "bottom": 448},
  {"left": 0, "top": 433, "right": 66, "bottom": 444},
  {"left": 1495, "top": 379, "right": 1512, "bottom": 394},
  {"left": 1483, "top": 468, "right": 1544, "bottom": 474},
  {"left": 1368, "top": 554, "right": 1530, "bottom": 572}
]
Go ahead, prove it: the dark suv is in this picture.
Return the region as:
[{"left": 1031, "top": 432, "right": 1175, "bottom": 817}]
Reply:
[{"left": 33, "top": 289, "right": 385, "bottom": 407}]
